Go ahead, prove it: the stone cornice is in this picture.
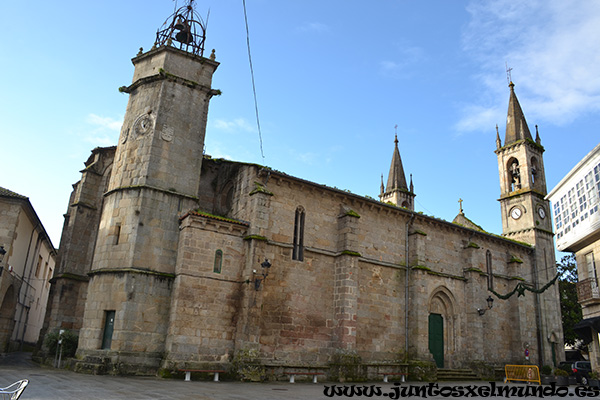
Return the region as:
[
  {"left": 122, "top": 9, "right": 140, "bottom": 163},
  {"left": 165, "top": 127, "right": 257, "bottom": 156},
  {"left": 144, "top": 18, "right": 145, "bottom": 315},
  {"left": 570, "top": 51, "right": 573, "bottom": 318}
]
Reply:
[
  {"left": 50, "top": 272, "right": 90, "bottom": 283},
  {"left": 498, "top": 188, "right": 547, "bottom": 201},
  {"left": 132, "top": 45, "right": 220, "bottom": 68},
  {"left": 180, "top": 212, "right": 249, "bottom": 236},
  {"left": 119, "top": 70, "right": 219, "bottom": 97},
  {"left": 88, "top": 267, "right": 175, "bottom": 279},
  {"left": 494, "top": 138, "right": 545, "bottom": 154},
  {"left": 105, "top": 184, "right": 199, "bottom": 201}
]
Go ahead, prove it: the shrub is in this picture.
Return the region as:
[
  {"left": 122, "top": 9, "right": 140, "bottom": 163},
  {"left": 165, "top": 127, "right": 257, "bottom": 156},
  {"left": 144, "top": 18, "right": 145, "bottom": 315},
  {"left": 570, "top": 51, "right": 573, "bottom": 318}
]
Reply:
[
  {"left": 44, "top": 330, "right": 78, "bottom": 358},
  {"left": 554, "top": 368, "right": 569, "bottom": 377},
  {"left": 541, "top": 365, "right": 552, "bottom": 375}
]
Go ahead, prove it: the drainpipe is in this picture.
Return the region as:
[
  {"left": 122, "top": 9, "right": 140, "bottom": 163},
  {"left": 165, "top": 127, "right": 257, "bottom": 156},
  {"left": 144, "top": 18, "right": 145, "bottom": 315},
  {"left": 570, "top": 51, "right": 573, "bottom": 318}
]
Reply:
[
  {"left": 532, "top": 249, "right": 545, "bottom": 367},
  {"left": 405, "top": 212, "right": 416, "bottom": 362}
]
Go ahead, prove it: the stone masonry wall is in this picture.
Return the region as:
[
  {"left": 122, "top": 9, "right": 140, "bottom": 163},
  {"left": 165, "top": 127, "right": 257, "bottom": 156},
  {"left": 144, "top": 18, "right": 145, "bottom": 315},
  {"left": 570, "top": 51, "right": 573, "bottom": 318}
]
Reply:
[{"left": 164, "top": 213, "right": 247, "bottom": 367}]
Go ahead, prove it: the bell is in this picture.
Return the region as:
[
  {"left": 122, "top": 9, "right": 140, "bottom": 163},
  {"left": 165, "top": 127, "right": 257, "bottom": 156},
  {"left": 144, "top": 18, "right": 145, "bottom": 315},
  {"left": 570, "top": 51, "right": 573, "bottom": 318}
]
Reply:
[
  {"left": 175, "top": 29, "right": 194, "bottom": 44},
  {"left": 174, "top": 17, "right": 186, "bottom": 31}
]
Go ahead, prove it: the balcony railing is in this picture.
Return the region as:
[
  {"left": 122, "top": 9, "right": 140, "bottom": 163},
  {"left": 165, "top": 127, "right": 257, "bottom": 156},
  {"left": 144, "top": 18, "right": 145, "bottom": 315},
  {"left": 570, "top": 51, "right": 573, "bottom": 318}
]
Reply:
[{"left": 577, "top": 278, "right": 600, "bottom": 304}]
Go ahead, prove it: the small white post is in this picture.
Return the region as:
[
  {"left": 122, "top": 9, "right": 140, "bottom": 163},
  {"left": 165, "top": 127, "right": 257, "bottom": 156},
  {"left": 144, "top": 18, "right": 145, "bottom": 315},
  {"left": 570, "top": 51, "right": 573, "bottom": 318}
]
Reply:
[
  {"left": 401, "top": 374, "right": 405, "bottom": 383},
  {"left": 289, "top": 375, "right": 295, "bottom": 383},
  {"left": 213, "top": 372, "right": 220, "bottom": 382},
  {"left": 185, "top": 371, "right": 191, "bottom": 382},
  {"left": 313, "top": 375, "right": 318, "bottom": 384},
  {"left": 383, "top": 375, "right": 389, "bottom": 383}
]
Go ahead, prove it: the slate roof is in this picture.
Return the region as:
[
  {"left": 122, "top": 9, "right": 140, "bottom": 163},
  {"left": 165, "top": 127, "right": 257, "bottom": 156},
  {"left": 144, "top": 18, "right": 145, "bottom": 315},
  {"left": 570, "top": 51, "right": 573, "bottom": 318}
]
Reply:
[{"left": 0, "top": 186, "right": 28, "bottom": 200}]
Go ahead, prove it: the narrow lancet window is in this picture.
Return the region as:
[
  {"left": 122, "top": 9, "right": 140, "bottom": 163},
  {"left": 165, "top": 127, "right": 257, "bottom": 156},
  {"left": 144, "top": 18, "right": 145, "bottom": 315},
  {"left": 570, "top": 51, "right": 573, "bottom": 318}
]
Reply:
[
  {"left": 214, "top": 249, "right": 223, "bottom": 273},
  {"left": 292, "top": 207, "right": 305, "bottom": 261}
]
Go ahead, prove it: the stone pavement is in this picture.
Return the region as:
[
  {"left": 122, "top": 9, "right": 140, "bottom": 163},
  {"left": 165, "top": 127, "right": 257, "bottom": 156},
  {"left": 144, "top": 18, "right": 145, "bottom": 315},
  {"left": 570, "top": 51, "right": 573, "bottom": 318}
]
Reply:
[{"left": 0, "top": 353, "right": 592, "bottom": 399}]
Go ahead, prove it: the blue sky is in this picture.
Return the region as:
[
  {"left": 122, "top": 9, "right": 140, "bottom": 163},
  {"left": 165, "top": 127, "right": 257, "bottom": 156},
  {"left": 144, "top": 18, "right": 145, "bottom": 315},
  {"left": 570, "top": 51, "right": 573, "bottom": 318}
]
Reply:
[{"left": 1, "top": 0, "right": 599, "bottom": 254}]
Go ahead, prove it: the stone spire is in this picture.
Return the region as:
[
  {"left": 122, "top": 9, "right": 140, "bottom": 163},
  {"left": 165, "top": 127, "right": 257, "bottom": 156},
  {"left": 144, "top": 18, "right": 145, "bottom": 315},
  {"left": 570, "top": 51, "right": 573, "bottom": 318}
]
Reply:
[
  {"left": 496, "top": 124, "right": 502, "bottom": 149},
  {"left": 379, "top": 131, "right": 415, "bottom": 210},
  {"left": 505, "top": 82, "right": 533, "bottom": 145},
  {"left": 386, "top": 134, "right": 408, "bottom": 192}
]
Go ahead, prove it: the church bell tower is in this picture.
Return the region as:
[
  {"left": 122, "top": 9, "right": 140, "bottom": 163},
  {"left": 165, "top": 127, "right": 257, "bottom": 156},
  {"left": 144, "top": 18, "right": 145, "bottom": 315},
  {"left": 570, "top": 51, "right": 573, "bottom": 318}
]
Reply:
[
  {"left": 495, "top": 81, "right": 563, "bottom": 366},
  {"left": 495, "top": 82, "right": 551, "bottom": 240},
  {"left": 77, "top": 1, "right": 220, "bottom": 370}
]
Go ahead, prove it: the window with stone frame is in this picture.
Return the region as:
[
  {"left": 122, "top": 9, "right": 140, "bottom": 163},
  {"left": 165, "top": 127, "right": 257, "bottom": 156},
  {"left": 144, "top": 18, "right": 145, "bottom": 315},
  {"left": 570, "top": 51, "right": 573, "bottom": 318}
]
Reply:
[
  {"left": 34, "top": 255, "right": 43, "bottom": 277},
  {"left": 292, "top": 206, "right": 305, "bottom": 261},
  {"left": 213, "top": 249, "right": 223, "bottom": 273},
  {"left": 114, "top": 223, "right": 121, "bottom": 245},
  {"left": 586, "top": 252, "right": 597, "bottom": 281}
]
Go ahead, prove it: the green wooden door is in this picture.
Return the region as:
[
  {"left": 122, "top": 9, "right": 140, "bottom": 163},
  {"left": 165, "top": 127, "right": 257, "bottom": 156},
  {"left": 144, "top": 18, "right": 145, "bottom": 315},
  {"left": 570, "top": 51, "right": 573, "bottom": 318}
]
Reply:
[
  {"left": 428, "top": 313, "right": 444, "bottom": 368},
  {"left": 101, "top": 310, "right": 115, "bottom": 350}
]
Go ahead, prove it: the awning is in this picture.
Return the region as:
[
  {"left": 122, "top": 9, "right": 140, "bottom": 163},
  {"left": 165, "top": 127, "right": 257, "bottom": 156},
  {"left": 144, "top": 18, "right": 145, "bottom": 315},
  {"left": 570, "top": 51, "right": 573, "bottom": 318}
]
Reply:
[{"left": 573, "top": 317, "right": 600, "bottom": 344}]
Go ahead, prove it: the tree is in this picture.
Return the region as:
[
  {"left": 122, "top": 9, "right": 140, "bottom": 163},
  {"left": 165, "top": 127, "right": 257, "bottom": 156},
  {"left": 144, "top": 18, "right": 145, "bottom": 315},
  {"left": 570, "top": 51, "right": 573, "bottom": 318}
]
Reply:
[{"left": 557, "top": 254, "right": 583, "bottom": 347}]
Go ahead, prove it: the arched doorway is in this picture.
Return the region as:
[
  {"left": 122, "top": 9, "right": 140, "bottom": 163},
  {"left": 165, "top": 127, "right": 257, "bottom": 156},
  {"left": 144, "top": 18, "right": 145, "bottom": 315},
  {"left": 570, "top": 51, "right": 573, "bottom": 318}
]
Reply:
[
  {"left": 428, "top": 287, "right": 457, "bottom": 369},
  {"left": 0, "top": 286, "right": 17, "bottom": 351}
]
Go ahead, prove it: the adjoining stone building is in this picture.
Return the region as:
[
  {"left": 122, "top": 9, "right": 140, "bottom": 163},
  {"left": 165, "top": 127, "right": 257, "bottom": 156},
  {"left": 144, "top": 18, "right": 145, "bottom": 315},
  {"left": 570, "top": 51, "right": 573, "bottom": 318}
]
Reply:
[
  {"left": 43, "top": 3, "right": 563, "bottom": 378},
  {"left": 0, "top": 187, "right": 56, "bottom": 351}
]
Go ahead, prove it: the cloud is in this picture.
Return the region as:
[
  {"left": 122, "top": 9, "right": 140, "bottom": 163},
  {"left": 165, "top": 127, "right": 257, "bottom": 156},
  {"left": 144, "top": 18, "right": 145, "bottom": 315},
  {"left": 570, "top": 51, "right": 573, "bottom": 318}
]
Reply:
[
  {"left": 297, "top": 22, "right": 330, "bottom": 33},
  {"left": 87, "top": 114, "right": 122, "bottom": 131},
  {"left": 379, "top": 44, "right": 425, "bottom": 78},
  {"left": 212, "top": 118, "right": 255, "bottom": 132},
  {"left": 82, "top": 113, "right": 122, "bottom": 146},
  {"left": 458, "top": 0, "right": 600, "bottom": 132}
]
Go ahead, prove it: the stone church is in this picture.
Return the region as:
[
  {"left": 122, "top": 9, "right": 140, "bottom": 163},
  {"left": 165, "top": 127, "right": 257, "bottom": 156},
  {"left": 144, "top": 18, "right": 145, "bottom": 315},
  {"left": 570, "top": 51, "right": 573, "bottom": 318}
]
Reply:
[{"left": 43, "top": 3, "right": 563, "bottom": 378}]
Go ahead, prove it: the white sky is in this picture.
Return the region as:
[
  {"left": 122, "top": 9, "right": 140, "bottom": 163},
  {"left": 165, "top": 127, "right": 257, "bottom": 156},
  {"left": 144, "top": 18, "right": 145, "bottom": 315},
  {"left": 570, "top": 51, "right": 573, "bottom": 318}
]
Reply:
[{"left": 1, "top": 0, "right": 598, "bottom": 258}]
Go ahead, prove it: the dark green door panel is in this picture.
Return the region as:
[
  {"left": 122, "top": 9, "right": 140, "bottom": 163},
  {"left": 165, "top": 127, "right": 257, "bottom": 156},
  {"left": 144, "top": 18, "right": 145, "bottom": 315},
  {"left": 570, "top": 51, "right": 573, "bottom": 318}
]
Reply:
[{"left": 428, "top": 313, "right": 444, "bottom": 368}]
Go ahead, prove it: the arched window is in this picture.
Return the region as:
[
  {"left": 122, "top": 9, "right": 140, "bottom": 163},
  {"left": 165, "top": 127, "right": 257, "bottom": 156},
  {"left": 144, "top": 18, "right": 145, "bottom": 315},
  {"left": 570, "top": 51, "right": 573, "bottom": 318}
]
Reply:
[
  {"left": 213, "top": 249, "right": 223, "bottom": 273},
  {"left": 486, "top": 250, "right": 493, "bottom": 290},
  {"left": 292, "top": 207, "right": 305, "bottom": 261}
]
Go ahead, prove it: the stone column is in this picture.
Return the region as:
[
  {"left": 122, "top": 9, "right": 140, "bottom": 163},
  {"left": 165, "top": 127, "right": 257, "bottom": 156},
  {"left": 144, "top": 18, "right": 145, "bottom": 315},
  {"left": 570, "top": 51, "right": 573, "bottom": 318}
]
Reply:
[{"left": 334, "top": 212, "right": 361, "bottom": 349}]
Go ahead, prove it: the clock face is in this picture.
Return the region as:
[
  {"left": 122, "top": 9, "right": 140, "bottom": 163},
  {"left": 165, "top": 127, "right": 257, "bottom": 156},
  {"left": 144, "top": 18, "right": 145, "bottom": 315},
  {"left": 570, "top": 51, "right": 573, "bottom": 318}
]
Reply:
[
  {"left": 511, "top": 207, "right": 522, "bottom": 220},
  {"left": 538, "top": 207, "right": 546, "bottom": 219},
  {"left": 132, "top": 114, "right": 154, "bottom": 138}
]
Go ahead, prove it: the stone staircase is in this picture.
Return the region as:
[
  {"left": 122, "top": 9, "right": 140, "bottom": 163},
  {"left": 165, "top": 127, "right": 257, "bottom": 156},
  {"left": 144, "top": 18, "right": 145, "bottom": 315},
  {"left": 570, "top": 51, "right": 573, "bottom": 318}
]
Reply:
[{"left": 437, "top": 368, "right": 479, "bottom": 381}]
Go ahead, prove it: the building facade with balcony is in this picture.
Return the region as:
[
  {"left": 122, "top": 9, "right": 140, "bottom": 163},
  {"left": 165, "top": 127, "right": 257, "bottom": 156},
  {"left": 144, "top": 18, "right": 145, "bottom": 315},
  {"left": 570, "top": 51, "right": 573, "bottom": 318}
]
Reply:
[{"left": 547, "top": 143, "right": 600, "bottom": 369}]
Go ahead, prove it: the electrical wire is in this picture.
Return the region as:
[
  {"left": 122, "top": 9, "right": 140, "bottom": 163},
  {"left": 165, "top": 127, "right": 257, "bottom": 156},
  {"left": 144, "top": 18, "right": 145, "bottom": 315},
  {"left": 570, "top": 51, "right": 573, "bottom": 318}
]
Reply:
[{"left": 242, "top": 0, "right": 266, "bottom": 163}]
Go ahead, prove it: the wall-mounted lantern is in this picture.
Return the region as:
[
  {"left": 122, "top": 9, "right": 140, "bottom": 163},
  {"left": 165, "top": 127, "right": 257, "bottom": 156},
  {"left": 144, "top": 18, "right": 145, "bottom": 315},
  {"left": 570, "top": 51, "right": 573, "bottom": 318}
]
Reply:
[
  {"left": 477, "top": 295, "right": 494, "bottom": 316},
  {"left": 253, "top": 258, "right": 271, "bottom": 290},
  {"left": 0, "top": 246, "right": 6, "bottom": 277}
]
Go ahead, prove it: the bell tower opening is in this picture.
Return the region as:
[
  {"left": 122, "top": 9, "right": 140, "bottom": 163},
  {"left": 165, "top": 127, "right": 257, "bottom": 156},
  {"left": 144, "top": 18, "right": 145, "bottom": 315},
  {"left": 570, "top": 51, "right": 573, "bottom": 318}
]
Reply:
[{"left": 508, "top": 158, "right": 521, "bottom": 192}]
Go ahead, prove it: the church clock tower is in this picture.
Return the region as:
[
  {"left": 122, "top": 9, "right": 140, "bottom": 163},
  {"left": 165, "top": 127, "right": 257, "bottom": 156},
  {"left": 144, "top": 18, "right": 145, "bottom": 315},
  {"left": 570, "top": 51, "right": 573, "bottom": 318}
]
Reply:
[
  {"left": 495, "top": 81, "right": 563, "bottom": 367},
  {"left": 76, "top": 1, "right": 220, "bottom": 371},
  {"left": 496, "top": 82, "right": 551, "bottom": 240}
]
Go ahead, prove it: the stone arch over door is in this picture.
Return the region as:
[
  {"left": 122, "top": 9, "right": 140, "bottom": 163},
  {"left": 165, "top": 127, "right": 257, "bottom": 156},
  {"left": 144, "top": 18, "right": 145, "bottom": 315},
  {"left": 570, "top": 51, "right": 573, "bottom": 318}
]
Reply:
[
  {"left": 428, "top": 286, "right": 458, "bottom": 368},
  {"left": 0, "top": 285, "right": 17, "bottom": 352}
]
